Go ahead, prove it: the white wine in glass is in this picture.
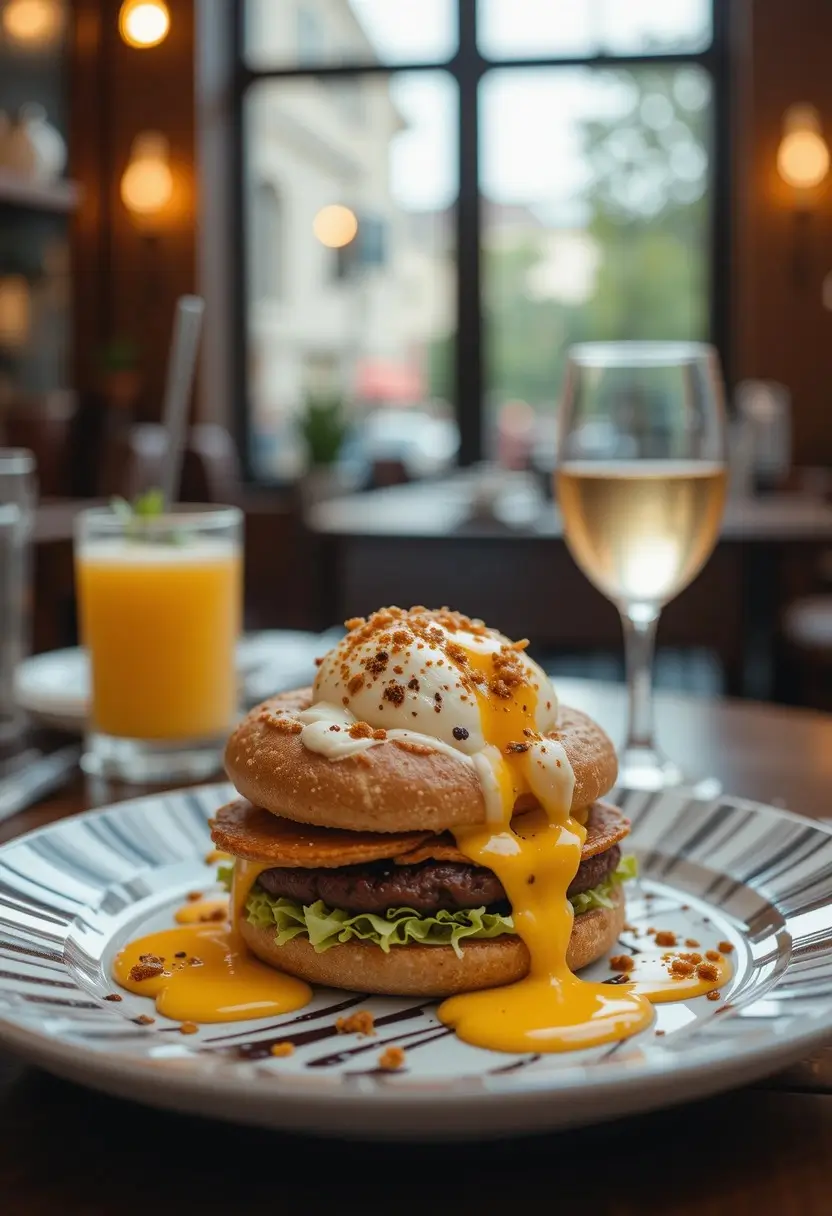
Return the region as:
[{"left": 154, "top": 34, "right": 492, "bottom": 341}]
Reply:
[{"left": 555, "top": 343, "right": 728, "bottom": 792}]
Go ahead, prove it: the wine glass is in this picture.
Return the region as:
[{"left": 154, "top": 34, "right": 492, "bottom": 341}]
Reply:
[{"left": 555, "top": 342, "right": 727, "bottom": 792}]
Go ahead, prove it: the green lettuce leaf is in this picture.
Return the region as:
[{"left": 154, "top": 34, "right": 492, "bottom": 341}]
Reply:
[
  {"left": 569, "top": 853, "right": 638, "bottom": 915},
  {"left": 244, "top": 854, "right": 637, "bottom": 957},
  {"left": 245, "top": 891, "right": 513, "bottom": 959},
  {"left": 217, "top": 863, "right": 233, "bottom": 892}
]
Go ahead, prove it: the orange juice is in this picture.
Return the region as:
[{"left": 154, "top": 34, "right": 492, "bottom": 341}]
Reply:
[{"left": 76, "top": 541, "right": 242, "bottom": 740}]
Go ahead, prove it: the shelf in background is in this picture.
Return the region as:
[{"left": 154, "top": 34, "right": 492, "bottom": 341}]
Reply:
[{"left": 0, "top": 170, "right": 81, "bottom": 213}]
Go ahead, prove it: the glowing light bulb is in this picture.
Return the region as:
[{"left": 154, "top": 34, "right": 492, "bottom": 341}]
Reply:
[
  {"left": 313, "top": 204, "right": 359, "bottom": 249},
  {"left": 118, "top": 0, "right": 170, "bottom": 49},
  {"left": 121, "top": 133, "right": 173, "bottom": 217},
  {"left": 777, "top": 105, "right": 830, "bottom": 190},
  {"left": 1, "top": 0, "right": 63, "bottom": 47}
]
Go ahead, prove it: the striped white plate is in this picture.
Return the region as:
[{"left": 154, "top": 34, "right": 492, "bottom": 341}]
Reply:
[{"left": 1, "top": 783, "right": 831, "bottom": 1140}]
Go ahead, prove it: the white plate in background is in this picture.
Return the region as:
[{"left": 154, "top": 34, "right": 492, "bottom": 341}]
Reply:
[{"left": 13, "top": 630, "right": 340, "bottom": 732}]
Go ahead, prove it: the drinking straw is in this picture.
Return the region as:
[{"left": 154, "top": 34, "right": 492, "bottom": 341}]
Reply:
[{"left": 159, "top": 295, "right": 206, "bottom": 507}]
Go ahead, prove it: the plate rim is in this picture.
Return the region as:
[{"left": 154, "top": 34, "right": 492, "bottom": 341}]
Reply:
[
  {"left": 1, "top": 1007, "right": 831, "bottom": 1139},
  {"left": 1, "top": 782, "right": 832, "bottom": 1127}
]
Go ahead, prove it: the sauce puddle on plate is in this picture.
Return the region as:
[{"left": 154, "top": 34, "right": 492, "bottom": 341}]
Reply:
[{"left": 113, "top": 862, "right": 311, "bottom": 1023}]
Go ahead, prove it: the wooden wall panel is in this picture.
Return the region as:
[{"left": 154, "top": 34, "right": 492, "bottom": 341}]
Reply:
[
  {"left": 734, "top": 0, "right": 832, "bottom": 465},
  {"left": 69, "top": 0, "right": 196, "bottom": 416}
]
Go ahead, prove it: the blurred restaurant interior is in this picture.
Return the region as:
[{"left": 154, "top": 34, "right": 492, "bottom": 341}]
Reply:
[{"left": 2, "top": 0, "right": 832, "bottom": 711}]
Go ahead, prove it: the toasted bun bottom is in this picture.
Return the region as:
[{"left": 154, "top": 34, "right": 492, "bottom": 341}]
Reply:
[{"left": 239, "top": 888, "right": 625, "bottom": 998}]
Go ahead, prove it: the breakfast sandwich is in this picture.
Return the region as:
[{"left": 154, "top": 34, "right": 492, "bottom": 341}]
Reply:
[{"left": 212, "top": 607, "right": 635, "bottom": 1002}]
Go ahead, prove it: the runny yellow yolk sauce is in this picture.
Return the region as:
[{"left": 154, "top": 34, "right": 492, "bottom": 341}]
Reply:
[
  {"left": 173, "top": 897, "right": 229, "bottom": 925},
  {"left": 112, "top": 637, "right": 729, "bottom": 1041},
  {"left": 112, "top": 860, "right": 311, "bottom": 1023},
  {"left": 439, "top": 647, "right": 701, "bottom": 1053}
]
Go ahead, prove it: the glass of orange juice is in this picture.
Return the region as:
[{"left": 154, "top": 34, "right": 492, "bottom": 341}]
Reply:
[{"left": 75, "top": 504, "right": 243, "bottom": 782}]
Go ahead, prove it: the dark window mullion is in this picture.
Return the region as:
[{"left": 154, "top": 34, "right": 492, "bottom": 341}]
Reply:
[
  {"left": 709, "top": 0, "right": 732, "bottom": 384},
  {"left": 238, "top": 54, "right": 718, "bottom": 88},
  {"left": 455, "top": 0, "right": 484, "bottom": 465},
  {"left": 239, "top": 60, "right": 455, "bottom": 84},
  {"left": 230, "top": 1, "right": 253, "bottom": 480}
]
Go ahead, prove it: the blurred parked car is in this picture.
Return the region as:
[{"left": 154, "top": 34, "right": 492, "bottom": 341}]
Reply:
[{"left": 341, "top": 406, "right": 459, "bottom": 484}]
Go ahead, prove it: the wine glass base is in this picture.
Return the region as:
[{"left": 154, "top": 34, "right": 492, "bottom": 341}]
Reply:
[{"left": 616, "top": 746, "right": 721, "bottom": 800}]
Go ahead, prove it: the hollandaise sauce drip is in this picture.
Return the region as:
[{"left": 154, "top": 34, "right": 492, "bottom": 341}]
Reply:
[
  {"left": 438, "top": 647, "right": 655, "bottom": 1053},
  {"left": 112, "top": 861, "right": 311, "bottom": 1023}
]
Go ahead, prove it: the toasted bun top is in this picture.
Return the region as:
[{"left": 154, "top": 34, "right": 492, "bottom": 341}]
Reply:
[{"left": 225, "top": 687, "right": 618, "bottom": 834}]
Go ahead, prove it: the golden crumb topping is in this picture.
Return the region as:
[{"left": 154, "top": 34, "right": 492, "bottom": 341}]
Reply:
[
  {"left": 377, "top": 1045, "right": 406, "bottom": 1071},
  {"left": 336, "top": 1010, "right": 376, "bottom": 1036}
]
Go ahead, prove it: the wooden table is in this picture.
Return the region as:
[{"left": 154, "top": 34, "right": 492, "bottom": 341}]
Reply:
[
  {"left": 3, "top": 681, "right": 832, "bottom": 1215},
  {"left": 309, "top": 472, "right": 832, "bottom": 542}
]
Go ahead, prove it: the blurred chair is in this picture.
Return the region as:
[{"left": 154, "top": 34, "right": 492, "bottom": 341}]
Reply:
[
  {"left": 97, "top": 422, "right": 244, "bottom": 504},
  {"left": 97, "top": 423, "right": 168, "bottom": 500},
  {"left": 782, "top": 594, "right": 832, "bottom": 710},
  {"left": 182, "top": 423, "right": 243, "bottom": 504}
]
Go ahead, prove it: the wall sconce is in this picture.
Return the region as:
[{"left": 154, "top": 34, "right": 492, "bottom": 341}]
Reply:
[
  {"left": 777, "top": 105, "right": 829, "bottom": 193},
  {"left": 1, "top": 0, "right": 63, "bottom": 48},
  {"left": 118, "top": 0, "right": 170, "bottom": 49},
  {"left": 120, "top": 132, "right": 173, "bottom": 222},
  {"left": 776, "top": 105, "right": 829, "bottom": 288}
]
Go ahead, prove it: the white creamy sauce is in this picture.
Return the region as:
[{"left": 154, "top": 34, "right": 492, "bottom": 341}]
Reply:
[
  {"left": 471, "top": 746, "right": 507, "bottom": 823},
  {"left": 297, "top": 702, "right": 476, "bottom": 768},
  {"left": 523, "top": 738, "right": 575, "bottom": 816},
  {"left": 301, "top": 614, "right": 573, "bottom": 824}
]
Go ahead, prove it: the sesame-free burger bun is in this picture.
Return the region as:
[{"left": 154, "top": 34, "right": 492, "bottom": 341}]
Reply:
[
  {"left": 239, "top": 887, "right": 625, "bottom": 998},
  {"left": 225, "top": 688, "right": 618, "bottom": 833}
]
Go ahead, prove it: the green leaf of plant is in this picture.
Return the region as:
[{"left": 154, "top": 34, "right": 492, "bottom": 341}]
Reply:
[{"left": 133, "top": 487, "right": 165, "bottom": 518}]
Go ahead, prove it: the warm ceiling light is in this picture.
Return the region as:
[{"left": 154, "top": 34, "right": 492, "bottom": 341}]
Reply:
[
  {"left": 118, "top": 0, "right": 170, "bottom": 49},
  {"left": 1, "top": 0, "right": 63, "bottom": 47},
  {"left": 120, "top": 132, "right": 173, "bottom": 218},
  {"left": 313, "top": 204, "right": 359, "bottom": 249},
  {"left": 777, "top": 104, "right": 830, "bottom": 191}
]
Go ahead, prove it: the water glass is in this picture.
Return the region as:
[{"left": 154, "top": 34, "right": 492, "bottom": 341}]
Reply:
[{"left": 0, "top": 450, "right": 36, "bottom": 742}]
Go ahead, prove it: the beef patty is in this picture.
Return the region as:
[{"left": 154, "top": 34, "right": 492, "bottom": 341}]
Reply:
[{"left": 256, "top": 844, "right": 621, "bottom": 916}]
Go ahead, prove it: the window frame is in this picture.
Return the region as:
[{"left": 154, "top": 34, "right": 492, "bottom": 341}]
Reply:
[{"left": 228, "top": 0, "right": 730, "bottom": 484}]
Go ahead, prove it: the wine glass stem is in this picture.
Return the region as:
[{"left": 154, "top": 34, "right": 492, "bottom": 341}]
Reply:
[{"left": 621, "top": 606, "right": 660, "bottom": 753}]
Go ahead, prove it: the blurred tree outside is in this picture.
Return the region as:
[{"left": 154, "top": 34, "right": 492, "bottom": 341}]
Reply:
[
  {"left": 427, "top": 65, "right": 711, "bottom": 417},
  {"left": 581, "top": 66, "right": 709, "bottom": 346}
]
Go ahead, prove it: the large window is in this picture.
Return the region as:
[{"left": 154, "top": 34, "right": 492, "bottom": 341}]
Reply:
[{"left": 233, "top": 0, "right": 726, "bottom": 483}]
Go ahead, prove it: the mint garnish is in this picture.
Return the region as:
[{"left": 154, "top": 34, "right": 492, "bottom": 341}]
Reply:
[{"left": 110, "top": 488, "right": 185, "bottom": 544}]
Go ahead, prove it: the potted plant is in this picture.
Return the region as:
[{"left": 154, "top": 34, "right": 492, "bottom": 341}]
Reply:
[
  {"left": 297, "top": 391, "right": 348, "bottom": 509},
  {"left": 98, "top": 338, "right": 142, "bottom": 413}
]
